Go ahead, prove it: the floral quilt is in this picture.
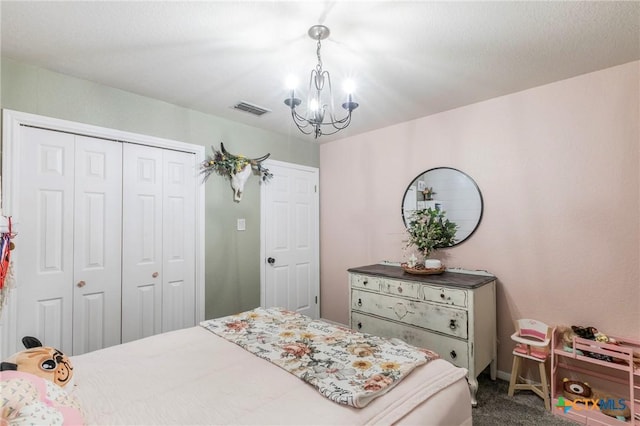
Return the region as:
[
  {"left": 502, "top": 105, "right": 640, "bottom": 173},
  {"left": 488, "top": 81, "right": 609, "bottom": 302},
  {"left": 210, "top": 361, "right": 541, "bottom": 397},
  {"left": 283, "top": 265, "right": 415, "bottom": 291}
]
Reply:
[{"left": 200, "top": 307, "right": 439, "bottom": 408}]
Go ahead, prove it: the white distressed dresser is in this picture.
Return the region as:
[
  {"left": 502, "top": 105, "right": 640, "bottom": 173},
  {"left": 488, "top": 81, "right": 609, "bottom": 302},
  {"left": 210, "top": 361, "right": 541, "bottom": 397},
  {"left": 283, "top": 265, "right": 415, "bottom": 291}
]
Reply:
[{"left": 348, "top": 263, "right": 497, "bottom": 406}]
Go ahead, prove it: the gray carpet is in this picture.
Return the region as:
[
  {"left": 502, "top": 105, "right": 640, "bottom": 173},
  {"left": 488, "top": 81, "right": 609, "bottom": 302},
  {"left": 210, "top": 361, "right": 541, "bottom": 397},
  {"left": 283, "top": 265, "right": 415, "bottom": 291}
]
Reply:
[{"left": 472, "top": 373, "right": 576, "bottom": 426}]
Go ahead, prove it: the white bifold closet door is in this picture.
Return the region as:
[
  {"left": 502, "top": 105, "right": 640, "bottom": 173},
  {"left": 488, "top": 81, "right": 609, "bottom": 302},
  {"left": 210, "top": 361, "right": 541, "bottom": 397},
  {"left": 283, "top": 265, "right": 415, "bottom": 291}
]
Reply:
[
  {"left": 18, "top": 127, "right": 123, "bottom": 355},
  {"left": 17, "top": 126, "right": 196, "bottom": 355},
  {"left": 121, "top": 143, "right": 196, "bottom": 343}
]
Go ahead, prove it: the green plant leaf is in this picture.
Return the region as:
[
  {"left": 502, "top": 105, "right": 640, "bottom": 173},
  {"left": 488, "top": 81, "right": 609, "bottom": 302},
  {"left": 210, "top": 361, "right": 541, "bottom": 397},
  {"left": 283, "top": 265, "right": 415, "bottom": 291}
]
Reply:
[{"left": 406, "top": 208, "right": 458, "bottom": 257}]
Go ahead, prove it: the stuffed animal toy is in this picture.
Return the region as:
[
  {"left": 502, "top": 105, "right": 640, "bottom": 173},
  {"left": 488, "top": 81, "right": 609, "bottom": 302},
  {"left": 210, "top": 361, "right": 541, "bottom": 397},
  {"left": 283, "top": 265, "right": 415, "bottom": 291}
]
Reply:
[
  {"left": 0, "top": 336, "right": 74, "bottom": 388},
  {"left": 562, "top": 378, "right": 631, "bottom": 420},
  {"left": 562, "top": 377, "right": 592, "bottom": 400},
  {"left": 569, "top": 325, "right": 616, "bottom": 362},
  {"left": 1, "top": 336, "right": 82, "bottom": 425},
  {"left": 558, "top": 326, "right": 584, "bottom": 355}
]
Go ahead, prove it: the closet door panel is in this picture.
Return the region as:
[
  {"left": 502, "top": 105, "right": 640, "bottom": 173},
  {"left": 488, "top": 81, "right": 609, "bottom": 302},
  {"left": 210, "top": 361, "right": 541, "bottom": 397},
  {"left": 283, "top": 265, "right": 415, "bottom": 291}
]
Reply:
[
  {"left": 122, "top": 144, "right": 163, "bottom": 343},
  {"left": 17, "top": 126, "right": 75, "bottom": 353},
  {"left": 162, "top": 151, "right": 196, "bottom": 332},
  {"left": 73, "top": 136, "right": 123, "bottom": 355}
]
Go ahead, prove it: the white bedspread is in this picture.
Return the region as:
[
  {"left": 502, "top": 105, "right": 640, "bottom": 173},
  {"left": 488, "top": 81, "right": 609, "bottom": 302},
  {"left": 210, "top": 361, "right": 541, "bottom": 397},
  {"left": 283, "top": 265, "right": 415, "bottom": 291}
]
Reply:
[{"left": 71, "top": 326, "right": 471, "bottom": 425}]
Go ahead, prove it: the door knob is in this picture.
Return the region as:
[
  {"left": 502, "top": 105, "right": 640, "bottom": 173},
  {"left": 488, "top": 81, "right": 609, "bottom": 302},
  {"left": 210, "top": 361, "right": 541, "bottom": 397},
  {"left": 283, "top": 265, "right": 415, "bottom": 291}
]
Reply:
[
  {"left": 77, "top": 280, "right": 86, "bottom": 288},
  {"left": 267, "top": 257, "right": 275, "bottom": 265},
  {"left": 152, "top": 272, "right": 159, "bottom": 278}
]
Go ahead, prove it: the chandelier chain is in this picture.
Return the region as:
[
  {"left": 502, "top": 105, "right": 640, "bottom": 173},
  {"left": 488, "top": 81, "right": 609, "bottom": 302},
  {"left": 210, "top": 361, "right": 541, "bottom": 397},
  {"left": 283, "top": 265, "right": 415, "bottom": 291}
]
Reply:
[{"left": 316, "top": 39, "right": 323, "bottom": 72}]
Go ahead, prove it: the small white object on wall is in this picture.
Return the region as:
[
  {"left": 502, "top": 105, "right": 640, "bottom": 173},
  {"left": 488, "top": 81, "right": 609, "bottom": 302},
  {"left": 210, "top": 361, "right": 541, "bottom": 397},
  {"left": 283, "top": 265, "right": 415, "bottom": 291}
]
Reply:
[{"left": 237, "top": 218, "right": 246, "bottom": 231}]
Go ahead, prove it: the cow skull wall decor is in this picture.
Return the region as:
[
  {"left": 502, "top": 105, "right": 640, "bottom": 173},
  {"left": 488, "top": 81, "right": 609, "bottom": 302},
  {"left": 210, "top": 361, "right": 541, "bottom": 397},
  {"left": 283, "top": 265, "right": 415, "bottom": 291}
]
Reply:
[{"left": 201, "top": 143, "right": 272, "bottom": 202}]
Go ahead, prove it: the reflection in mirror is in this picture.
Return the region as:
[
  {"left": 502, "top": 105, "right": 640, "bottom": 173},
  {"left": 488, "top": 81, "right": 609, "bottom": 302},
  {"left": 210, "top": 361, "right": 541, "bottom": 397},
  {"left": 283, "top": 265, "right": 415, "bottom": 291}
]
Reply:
[{"left": 402, "top": 167, "right": 483, "bottom": 246}]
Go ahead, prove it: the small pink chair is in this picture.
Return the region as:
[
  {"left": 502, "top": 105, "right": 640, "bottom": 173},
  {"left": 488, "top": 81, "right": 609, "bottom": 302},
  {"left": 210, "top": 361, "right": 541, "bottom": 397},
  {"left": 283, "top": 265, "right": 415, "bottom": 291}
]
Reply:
[{"left": 507, "top": 319, "right": 553, "bottom": 410}]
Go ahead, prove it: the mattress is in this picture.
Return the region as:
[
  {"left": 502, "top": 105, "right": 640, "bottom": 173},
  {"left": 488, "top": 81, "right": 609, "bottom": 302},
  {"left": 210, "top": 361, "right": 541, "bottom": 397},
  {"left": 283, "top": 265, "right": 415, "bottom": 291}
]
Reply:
[{"left": 71, "top": 325, "right": 472, "bottom": 425}]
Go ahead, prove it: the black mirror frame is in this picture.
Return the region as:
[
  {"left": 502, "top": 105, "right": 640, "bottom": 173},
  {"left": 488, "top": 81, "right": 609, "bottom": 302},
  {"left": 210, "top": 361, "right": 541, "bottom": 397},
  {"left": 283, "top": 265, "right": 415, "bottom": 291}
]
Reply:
[{"left": 401, "top": 167, "right": 484, "bottom": 247}]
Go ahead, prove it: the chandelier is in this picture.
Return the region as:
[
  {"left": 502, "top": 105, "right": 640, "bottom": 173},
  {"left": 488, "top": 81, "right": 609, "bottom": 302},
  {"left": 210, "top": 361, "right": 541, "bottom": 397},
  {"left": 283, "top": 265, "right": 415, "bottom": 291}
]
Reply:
[{"left": 284, "top": 25, "right": 359, "bottom": 139}]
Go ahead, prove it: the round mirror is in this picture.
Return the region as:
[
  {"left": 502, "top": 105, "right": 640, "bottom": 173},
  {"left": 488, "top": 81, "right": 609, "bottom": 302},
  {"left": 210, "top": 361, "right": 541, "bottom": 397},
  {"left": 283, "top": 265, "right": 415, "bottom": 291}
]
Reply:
[{"left": 401, "top": 167, "right": 483, "bottom": 246}]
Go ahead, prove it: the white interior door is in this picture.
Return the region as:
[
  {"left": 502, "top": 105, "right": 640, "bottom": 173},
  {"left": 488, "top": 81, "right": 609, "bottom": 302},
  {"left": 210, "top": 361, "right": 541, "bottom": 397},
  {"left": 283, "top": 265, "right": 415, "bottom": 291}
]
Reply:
[
  {"left": 121, "top": 143, "right": 163, "bottom": 343},
  {"left": 261, "top": 160, "right": 319, "bottom": 319},
  {"left": 161, "top": 150, "right": 196, "bottom": 333},
  {"left": 73, "top": 136, "right": 122, "bottom": 355},
  {"left": 17, "top": 126, "right": 75, "bottom": 353}
]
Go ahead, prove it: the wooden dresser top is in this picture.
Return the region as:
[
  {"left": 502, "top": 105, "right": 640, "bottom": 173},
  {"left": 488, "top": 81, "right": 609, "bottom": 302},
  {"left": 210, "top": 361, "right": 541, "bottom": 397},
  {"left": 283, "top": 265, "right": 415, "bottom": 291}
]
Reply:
[{"left": 347, "top": 264, "right": 495, "bottom": 289}]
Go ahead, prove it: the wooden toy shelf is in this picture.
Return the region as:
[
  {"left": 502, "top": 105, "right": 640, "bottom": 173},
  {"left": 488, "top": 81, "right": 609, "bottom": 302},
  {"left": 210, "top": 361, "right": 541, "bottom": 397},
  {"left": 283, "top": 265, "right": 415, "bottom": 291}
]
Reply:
[{"left": 551, "top": 330, "right": 640, "bottom": 425}]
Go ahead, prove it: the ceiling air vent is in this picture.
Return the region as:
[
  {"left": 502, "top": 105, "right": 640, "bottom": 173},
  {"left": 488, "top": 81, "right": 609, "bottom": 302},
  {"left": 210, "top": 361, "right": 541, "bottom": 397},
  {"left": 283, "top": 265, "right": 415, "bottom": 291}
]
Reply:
[{"left": 232, "top": 101, "right": 271, "bottom": 117}]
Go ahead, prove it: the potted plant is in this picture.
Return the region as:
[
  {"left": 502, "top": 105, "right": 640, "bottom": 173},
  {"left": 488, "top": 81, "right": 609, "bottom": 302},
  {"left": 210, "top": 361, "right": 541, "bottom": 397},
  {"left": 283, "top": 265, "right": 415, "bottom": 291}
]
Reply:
[
  {"left": 405, "top": 207, "right": 457, "bottom": 266},
  {"left": 422, "top": 187, "right": 436, "bottom": 200}
]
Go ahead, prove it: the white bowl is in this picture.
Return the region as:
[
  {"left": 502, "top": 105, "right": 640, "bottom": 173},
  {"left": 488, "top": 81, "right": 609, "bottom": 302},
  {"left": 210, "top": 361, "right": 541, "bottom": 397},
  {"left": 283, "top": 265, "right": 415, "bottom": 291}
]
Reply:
[{"left": 424, "top": 259, "right": 442, "bottom": 269}]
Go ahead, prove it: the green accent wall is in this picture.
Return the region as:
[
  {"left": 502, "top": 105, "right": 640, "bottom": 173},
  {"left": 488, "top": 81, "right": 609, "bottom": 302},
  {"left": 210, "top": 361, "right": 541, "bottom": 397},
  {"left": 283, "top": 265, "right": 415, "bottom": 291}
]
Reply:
[{"left": 0, "top": 57, "right": 319, "bottom": 320}]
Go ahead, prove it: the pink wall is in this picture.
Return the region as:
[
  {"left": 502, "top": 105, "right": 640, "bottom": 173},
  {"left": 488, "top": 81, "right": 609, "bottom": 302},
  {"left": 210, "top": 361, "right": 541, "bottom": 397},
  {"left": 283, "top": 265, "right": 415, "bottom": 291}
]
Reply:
[{"left": 319, "top": 61, "right": 640, "bottom": 375}]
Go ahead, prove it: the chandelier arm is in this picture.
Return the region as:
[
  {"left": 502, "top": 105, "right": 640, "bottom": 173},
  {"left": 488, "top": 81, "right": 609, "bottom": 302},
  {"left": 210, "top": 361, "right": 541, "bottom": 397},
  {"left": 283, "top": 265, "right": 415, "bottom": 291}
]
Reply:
[
  {"left": 292, "top": 111, "right": 327, "bottom": 138},
  {"left": 315, "top": 121, "right": 351, "bottom": 136},
  {"left": 290, "top": 112, "right": 314, "bottom": 135},
  {"left": 323, "top": 70, "right": 336, "bottom": 122},
  {"left": 331, "top": 117, "right": 352, "bottom": 129},
  {"left": 291, "top": 112, "right": 313, "bottom": 130},
  {"left": 328, "top": 113, "right": 353, "bottom": 132},
  {"left": 309, "top": 69, "right": 320, "bottom": 91},
  {"left": 292, "top": 105, "right": 353, "bottom": 131},
  {"left": 292, "top": 107, "right": 350, "bottom": 138}
]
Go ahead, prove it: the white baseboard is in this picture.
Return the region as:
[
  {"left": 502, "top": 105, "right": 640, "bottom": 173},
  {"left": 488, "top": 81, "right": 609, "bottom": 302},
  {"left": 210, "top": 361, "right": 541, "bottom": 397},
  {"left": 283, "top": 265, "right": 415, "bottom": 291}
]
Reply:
[
  {"left": 496, "top": 369, "right": 511, "bottom": 381},
  {"left": 320, "top": 318, "right": 349, "bottom": 327},
  {"left": 496, "top": 369, "right": 541, "bottom": 385}
]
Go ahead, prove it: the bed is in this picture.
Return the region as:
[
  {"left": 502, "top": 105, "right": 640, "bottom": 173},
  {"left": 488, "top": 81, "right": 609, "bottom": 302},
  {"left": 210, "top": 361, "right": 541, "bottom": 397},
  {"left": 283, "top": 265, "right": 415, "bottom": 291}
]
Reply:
[{"left": 69, "top": 307, "right": 472, "bottom": 425}]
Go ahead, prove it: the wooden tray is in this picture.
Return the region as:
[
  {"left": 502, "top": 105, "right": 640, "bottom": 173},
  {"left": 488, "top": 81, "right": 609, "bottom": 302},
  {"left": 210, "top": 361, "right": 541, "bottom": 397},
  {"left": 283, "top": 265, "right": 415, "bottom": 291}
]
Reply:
[{"left": 400, "top": 263, "right": 446, "bottom": 275}]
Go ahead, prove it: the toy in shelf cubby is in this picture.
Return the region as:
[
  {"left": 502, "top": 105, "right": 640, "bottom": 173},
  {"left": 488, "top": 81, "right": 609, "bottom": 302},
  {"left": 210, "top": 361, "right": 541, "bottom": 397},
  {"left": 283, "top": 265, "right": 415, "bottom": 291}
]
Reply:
[{"left": 551, "top": 327, "right": 640, "bottom": 425}]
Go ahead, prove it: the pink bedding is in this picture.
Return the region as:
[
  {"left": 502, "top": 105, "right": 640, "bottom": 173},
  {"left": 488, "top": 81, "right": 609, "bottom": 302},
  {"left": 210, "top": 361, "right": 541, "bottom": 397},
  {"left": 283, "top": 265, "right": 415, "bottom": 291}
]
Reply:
[{"left": 71, "top": 321, "right": 472, "bottom": 425}]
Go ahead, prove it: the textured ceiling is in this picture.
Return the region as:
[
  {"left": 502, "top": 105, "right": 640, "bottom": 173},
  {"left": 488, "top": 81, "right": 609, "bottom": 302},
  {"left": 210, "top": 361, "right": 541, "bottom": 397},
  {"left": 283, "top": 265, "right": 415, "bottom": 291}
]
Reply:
[{"left": 1, "top": 1, "right": 639, "bottom": 142}]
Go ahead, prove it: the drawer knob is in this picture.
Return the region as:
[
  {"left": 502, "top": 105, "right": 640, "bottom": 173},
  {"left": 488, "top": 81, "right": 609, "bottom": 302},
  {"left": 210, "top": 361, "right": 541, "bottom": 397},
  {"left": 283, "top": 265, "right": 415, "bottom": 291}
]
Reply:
[
  {"left": 449, "top": 319, "right": 457, "bottom": 330},
  {"left": 77, "top": 280, "right": 86, "bottom": 288},
  {"left": 357, "top": 322, "right": 362, "bottom": 329},
  {"left": 450, "top": 350, "right": 457, "bottom": 360},
  {"left": 440, "top": 293, "right": 445, "bottom": 299},
  {"left": 397, "top": 286, "right": 403, "bottom": 293},
  {"left": 363, "top": 280, "right": 368, "bottom": 286},
  {"left": 357, "top": 298, "right": 362, "bottom": 307}
]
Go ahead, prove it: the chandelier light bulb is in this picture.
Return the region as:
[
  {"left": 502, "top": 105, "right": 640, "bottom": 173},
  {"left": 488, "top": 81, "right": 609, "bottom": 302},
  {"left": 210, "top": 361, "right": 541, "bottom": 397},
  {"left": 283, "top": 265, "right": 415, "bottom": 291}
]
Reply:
[
  {"left": 285, "top": 75, "right": 298, "bottom": 90},
  {"left": 343, "top": 79, "right": 356, "bottom": 94}
]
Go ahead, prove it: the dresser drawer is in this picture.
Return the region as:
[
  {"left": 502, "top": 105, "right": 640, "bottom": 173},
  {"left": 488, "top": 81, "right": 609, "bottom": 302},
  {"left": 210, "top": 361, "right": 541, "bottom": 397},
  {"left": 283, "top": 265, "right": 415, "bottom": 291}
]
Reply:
[
  {"left": 381, "top": 278, "right": 420, "bottom": 299},
  {"left": 350, "top": 274, "right": 380, "bottom": 291},
  {"left": 351, "top": 289, "right": 468, "bottom": 339},
  {"left": 421, "top": 286, "right": 468, "bottom": 308},
  {"left": 351, "top": 312, "right": 470, "bottom": 369}
]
